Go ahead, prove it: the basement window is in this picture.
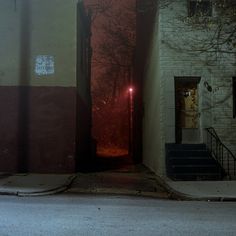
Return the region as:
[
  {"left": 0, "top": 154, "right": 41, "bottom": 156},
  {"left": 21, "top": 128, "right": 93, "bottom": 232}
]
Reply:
[
  {"left": 188, "top": 0, "right": 213, "bottom": 17},
  {"left": 233, "top": 77, "right": 236, "bottom": 118}
]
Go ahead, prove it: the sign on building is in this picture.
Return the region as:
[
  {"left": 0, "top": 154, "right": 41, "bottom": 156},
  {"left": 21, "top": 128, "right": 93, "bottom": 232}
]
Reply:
[{"left": 35, "top": 55, "right": 55, "bottom": 76}]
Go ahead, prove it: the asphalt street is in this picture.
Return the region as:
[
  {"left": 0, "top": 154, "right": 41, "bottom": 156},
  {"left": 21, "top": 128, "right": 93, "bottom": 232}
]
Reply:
[{"left": 0, "top": 194, "right": 235, "bottom": 236}]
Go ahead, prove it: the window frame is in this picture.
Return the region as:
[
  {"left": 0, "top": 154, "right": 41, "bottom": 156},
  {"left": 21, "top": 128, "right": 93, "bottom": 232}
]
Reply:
[
  {"left": 188, "top": 0, "right": 213, "bottom": 17},
  {"left": 233, "top": 77, "right": 236, "bottom": 118}
]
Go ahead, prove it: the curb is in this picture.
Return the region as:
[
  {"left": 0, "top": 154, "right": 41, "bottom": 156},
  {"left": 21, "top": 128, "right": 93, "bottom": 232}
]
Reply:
[
  {"left": 155, "top": 175, "right": 236, "bottom": 202},
  {"left": 67, "top": 187, "right": 170, "bottom": 199},
  {"left": 0, "top": 175, "right": 77, "bottom": 197}
]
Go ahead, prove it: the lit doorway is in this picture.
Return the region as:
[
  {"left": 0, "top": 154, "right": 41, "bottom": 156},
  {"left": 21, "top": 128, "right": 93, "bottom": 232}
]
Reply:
[{"left": 175, "top": 77, "right": 201, "bottom": 144}]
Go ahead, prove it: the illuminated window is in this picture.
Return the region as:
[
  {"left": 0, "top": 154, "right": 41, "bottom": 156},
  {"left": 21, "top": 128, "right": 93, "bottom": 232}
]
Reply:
[
  {"left": 188, "top": 0, "right": 212, "bottom": 17},
  {"left": 233, "top": 77, "right": 236, "bottom": 118}
]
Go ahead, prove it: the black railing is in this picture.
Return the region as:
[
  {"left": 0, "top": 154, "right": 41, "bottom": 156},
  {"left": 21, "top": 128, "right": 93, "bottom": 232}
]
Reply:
[{"left": 205, "top": 127, "right": 236, "bottom": 180}]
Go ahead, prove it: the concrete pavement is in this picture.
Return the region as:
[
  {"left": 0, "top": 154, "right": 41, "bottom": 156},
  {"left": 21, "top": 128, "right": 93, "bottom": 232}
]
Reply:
[
  {"left": 0, "top": 165, "right": 170, "bottom": 198},
  {"left": 0, "top": 165, "right": 236, "bottom": 201},
  {"left": 67, "top": 169, "right": 170, "bottom": 198},
  {"left": 0, "top": 173, "right": 76, "bottom": 196},
  {"left": 163, "top": 179, "right": 236, "bottom": 201}
]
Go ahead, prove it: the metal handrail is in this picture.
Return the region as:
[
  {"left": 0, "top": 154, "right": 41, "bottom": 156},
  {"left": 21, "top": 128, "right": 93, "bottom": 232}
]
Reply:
[{"left": 205, "top": 127, "right": 236, "bottom": 180}]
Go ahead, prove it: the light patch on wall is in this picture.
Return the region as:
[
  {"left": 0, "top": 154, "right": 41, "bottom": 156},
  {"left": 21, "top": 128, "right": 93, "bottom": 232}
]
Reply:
[{"left": 35, "top": 55, "right": 55, "bottom": 76}]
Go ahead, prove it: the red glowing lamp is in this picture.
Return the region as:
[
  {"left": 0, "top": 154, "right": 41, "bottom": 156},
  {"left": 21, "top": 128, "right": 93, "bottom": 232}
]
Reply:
[{"left": 129, "top": 87, "right": 133, "bottom": 93}]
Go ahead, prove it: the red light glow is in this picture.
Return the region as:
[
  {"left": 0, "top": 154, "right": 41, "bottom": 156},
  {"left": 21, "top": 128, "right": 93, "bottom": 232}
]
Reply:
[{"left": 129, "top": 87, "right": 133, "bottom": 93}]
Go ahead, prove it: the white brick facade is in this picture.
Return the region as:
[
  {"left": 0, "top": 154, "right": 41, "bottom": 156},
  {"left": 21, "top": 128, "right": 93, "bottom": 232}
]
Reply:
[{"left": 142, "top": 0, "right": 236, "bottom": 176}]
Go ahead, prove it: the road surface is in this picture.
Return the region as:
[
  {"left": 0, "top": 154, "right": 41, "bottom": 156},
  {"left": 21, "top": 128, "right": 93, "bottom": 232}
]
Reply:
[{"left": 0, "top": 194, "right": 235, "bottom": 236}]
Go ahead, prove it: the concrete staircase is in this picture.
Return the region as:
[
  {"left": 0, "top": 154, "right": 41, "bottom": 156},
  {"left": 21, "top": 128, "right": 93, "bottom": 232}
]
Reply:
[{"left": 166, "top": 144, "right": 225, "bottom": 181}]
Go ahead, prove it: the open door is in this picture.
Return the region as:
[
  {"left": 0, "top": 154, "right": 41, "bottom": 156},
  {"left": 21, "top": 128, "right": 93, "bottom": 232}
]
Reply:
[{"left": 175, "top": 77, "right": 201, "bottom": 144}]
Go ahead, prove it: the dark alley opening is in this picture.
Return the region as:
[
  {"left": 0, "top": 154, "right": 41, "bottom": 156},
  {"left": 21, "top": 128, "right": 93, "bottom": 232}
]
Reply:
[{"left": 84, "top": 0, "right": 137, "bottom": 171}]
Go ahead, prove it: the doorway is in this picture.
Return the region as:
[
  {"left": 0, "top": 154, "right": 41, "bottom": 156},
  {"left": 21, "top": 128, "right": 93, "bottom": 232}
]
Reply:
[{"left": 175, "top": 77, "right": 201, "bottom": 144}]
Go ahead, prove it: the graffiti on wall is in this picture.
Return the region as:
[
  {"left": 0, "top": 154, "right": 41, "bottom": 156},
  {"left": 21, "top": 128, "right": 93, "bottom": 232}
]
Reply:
[{"left": 35, "top": 55, "right": 55, "bottom": 76}]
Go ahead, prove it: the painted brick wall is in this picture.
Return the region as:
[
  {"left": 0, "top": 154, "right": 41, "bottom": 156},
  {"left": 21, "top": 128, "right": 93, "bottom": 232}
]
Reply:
[
  {"left": 158, "top": 0, "right": 236, "bottom": 156},
  {"left": 0, "top": 0, "right": 91, "bottom": 173},
  {"left": 141, "top": 0, "right": 236, "bottom": 176},
  {"left": 137, "top": 0, "right": 166, "bottom": 176}
]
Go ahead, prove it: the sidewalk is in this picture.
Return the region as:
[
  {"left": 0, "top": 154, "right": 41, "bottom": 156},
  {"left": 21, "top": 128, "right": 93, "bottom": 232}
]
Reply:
[
  {"left": 0, "top": 168, "right": 235, "bottom": 201},
  {"left": 0, "top": 165, "right": 171, "bottom": 198},
  {"left": 0, "top": 173, "right": 76, "bottom": 196},
  {"left": 67, "top": 167, "right": 170, "bottom": 198},
  {"left": 162, "top": 178, "right": 236, "bottom": 201}
]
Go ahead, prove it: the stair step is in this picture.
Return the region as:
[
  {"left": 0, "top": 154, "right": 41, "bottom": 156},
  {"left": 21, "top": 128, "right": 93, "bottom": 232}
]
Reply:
[
  {"left": 167, "top": 150, "right": 210, "bottom": 157},
  {"left": 168, "top": 158, "right": 217, "bottom": 165},
  {"left": 166, "top": 143, "right": 225, "bottom": 181},
  {"left": 166, "top": 143, "right": 206, "bottom": 150},
  {"left": 171, "top": 172, "right": 223, "bottom": 181},
  {"left": 171, "top": 164, "right": 219, "bottom": 168},
  {"left": 171, "top": 166, "right": 222, "bottom": 174}
]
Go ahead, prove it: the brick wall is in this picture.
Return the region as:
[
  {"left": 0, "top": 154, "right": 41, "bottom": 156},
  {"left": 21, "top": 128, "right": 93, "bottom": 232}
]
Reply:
[
  {"left": 141, "top": 0, "right": 236, "bottom": 176},
  {"left": 159, "top": 0, "right": 236, "bottom": 155}
]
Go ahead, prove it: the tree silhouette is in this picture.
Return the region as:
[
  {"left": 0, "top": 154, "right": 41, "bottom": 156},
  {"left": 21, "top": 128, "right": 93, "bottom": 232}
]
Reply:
[{"left": 160, "top": 0, "right": 236, "bottom": 56}]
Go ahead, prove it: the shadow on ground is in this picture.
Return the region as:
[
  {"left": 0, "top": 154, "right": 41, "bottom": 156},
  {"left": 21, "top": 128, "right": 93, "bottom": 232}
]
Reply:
[{"left": 93, "top": 154, "right": 135, "bottom": 172}]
